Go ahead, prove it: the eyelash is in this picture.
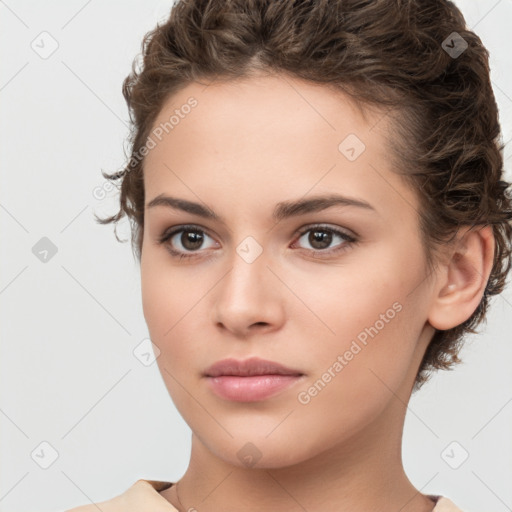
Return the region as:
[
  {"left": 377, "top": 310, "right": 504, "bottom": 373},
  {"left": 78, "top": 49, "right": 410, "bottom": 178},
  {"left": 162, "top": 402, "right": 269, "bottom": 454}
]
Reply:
[{"left": 157, "top": 224, "right": 357, "bottom": 261}]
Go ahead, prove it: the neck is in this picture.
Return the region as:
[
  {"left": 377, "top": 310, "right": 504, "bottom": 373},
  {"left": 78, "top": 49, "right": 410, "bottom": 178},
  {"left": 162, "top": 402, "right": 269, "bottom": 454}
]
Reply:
[{"left": 162, "top": 394, "right": 436, "bottom": 512}]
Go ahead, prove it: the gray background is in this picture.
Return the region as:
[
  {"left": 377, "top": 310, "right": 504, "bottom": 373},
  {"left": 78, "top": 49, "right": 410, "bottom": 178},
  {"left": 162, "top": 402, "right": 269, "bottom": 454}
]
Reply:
[{"left": 1, "top": 1, "right": 511, "bottom": 511}]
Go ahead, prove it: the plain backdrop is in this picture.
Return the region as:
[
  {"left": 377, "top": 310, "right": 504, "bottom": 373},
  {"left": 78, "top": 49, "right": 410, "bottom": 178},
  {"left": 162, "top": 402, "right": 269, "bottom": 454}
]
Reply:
[{"left": 1, "top": 1, "right": 511, "bottom": 511}]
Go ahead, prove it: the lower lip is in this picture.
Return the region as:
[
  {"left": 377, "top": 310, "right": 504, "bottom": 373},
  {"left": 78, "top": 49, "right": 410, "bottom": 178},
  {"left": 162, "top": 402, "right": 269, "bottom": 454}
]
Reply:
[{"left": 205, "top": 374, "right": 303, "bottom": 402}]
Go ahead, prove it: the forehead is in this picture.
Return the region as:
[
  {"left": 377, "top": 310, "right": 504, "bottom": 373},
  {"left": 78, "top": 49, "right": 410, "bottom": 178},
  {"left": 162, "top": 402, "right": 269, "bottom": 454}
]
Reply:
[
  {"left": 144, "top": 73, "right": 388, "bottom": 172},
  {"left": 148, "top": 74, "right": 376, "bottom": 160},
  {"left": 142, "top": 73, "right": 417, "bottom": 225}
]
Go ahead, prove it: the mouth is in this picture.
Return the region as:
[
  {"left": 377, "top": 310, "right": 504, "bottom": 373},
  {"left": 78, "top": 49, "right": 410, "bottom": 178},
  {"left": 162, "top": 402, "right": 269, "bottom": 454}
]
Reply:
[
  {"left": 204, "top": 356, "right": 304, "bottom": 377},
  {"left": 203, "top": 357, "right": 305, "bottom": 402}
]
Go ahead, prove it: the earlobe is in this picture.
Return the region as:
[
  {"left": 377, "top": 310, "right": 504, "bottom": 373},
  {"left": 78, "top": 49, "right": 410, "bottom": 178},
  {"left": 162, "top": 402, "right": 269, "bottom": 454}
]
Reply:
[{"left": 427, "top": 225, "right": 495, "bottom": 331}]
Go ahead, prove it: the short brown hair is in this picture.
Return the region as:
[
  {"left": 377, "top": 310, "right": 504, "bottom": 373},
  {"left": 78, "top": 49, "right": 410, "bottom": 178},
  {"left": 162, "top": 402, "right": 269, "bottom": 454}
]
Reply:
[{"left": 96, "top": 0, "right": 512, "bottom": 391}]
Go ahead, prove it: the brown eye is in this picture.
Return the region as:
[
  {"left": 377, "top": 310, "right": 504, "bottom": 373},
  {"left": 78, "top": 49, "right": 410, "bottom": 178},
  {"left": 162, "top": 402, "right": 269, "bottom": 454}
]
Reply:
[
  {"left": 158, "top": 225, "right": 217, "bottom": 259},
  {"left": 158, "top": 223, "right": 357, "bottom": 261},
  {"left": 179, "top": 230, "right": 204, "bottom": 251},
  {"left": 306, "top": 229, "right": 333, "bottom": 250},
  {"left": 294, "top": 225, "right": 356, "bottom": 256}
]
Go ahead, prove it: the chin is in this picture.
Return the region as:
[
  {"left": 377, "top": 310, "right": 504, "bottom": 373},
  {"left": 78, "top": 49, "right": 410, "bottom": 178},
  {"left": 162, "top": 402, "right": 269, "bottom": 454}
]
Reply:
[{"left": 193, "top": 427, "right": 323, "bottom": 470}]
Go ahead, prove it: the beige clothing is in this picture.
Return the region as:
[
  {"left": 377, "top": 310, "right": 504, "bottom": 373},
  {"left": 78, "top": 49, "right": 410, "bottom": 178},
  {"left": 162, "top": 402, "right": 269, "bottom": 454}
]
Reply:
[
  {"left": 146, "top": 480, "right": 465, "bottom": 511},
  {"left": 430, "top": 495, "right": 465, "bottom": 511}
]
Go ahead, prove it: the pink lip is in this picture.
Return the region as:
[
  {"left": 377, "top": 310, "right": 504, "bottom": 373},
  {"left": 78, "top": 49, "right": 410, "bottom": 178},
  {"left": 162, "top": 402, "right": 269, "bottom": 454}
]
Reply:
[{"left": 204, "top": 357, "right": 305, "bottom": 402}]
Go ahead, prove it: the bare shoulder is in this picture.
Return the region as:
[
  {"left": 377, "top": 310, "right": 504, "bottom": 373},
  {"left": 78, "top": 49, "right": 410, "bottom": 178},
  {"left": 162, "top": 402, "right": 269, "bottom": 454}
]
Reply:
[{"left": 65, "top": 479, "right": 178, "bottom": 512}]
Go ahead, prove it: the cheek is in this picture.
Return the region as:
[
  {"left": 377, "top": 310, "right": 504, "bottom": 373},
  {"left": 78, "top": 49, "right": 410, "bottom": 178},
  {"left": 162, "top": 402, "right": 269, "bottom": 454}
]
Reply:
[
  {"left": 297, "top": 251, "right": 425, "bottom": 398},
  {"left": 141, "top": 262, "right": 167, "bottom": 335},
  {"left": 140, "top": 249, "right": 192, "bottom": 335},
  {"left": 292, "top": 292, "right": 419, "bottom": 450},
  {"left": 140, "top": 259, "right": 208, "bottom": 388}
]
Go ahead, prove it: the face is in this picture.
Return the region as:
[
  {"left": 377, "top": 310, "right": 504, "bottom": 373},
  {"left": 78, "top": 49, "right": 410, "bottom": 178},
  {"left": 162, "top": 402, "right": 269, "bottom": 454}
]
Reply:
[{"left": 140, "top": 73, "right": 437, "bottom": 469}]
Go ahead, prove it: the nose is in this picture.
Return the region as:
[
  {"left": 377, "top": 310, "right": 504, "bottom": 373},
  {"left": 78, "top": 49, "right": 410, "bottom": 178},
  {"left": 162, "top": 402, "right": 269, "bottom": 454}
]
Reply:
[{"left": 211, "top": 247, "right": 285, "bottom": 338}]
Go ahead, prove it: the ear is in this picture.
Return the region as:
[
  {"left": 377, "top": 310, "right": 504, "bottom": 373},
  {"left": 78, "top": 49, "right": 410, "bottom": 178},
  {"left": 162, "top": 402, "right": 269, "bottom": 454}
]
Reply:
[{"left": 427, "top": 224, "right": 495, "bottom": 331}]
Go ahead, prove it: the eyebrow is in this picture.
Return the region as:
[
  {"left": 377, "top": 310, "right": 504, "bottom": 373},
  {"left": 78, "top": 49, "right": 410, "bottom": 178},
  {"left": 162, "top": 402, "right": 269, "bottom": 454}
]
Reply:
[{"left": 146, "top": 193, "right": 376, "bottom": 223}]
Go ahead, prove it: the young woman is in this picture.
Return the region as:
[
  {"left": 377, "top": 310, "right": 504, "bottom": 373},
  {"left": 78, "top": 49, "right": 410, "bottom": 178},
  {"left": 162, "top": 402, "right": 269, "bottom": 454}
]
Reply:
[{"left": 70, "top": 0, "right": 511, "bottom": 511}]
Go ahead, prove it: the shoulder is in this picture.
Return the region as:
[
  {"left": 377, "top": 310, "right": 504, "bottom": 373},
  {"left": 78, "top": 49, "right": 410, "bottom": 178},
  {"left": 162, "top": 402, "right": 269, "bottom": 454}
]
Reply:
[
  {"left": 63, "top": 479, "right": 179, "bottom": 512},
  {"left": 432, "top": 496, "right": 465, "bottom": 511}
]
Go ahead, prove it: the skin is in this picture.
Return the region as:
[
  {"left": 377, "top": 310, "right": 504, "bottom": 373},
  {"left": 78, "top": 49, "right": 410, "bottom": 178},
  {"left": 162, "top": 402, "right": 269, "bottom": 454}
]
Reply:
[{"left": 134, "top": 72, "right": 494, "bottom": 512}]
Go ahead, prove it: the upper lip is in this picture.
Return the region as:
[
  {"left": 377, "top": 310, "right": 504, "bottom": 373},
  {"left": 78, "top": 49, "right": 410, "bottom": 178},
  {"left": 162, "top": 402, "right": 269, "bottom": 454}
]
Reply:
[{"left": 204, "top": 357, "right": 304, "bottom": 377}]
